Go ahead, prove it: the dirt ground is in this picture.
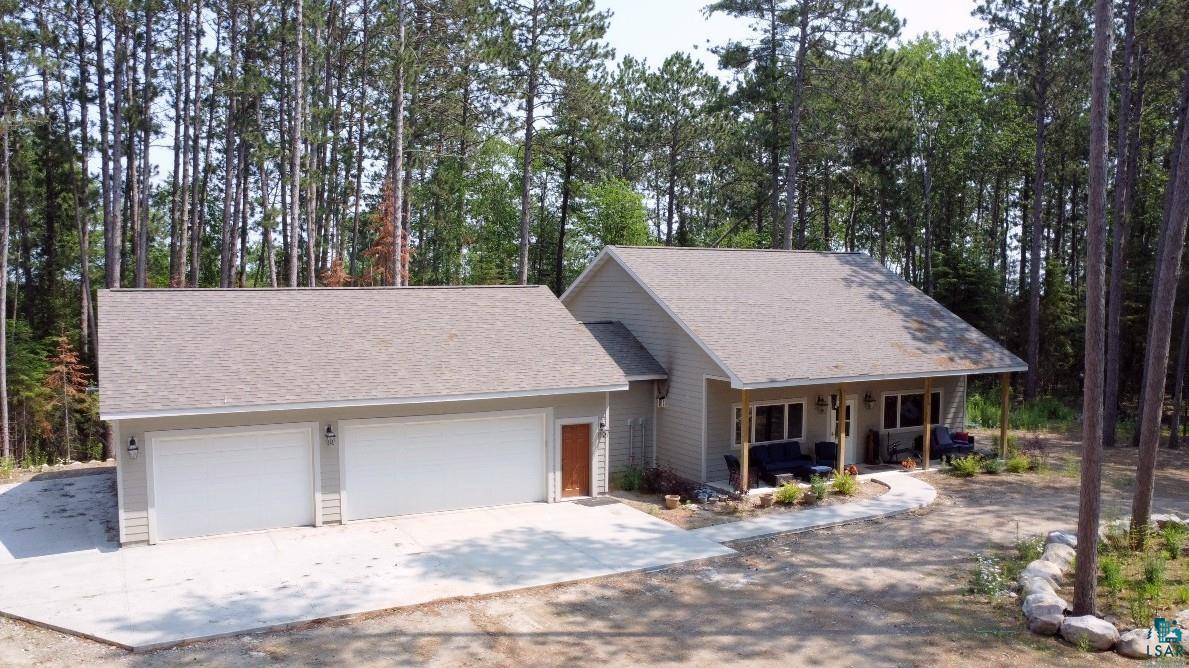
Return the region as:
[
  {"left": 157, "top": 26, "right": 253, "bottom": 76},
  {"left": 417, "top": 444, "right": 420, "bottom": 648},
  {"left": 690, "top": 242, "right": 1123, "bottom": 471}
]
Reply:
[
  {"left": 610, "top": 481, "right": 888, "bottom": 530},
  {"left": 2, "top": 432, "right": 1186, "bottom": 667}
]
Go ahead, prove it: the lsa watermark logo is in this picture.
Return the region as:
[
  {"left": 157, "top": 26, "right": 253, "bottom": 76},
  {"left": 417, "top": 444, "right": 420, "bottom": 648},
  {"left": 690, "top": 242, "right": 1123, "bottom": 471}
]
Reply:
[{"left": 1146, "top": 617, "right": 1185, "bottom": 660}]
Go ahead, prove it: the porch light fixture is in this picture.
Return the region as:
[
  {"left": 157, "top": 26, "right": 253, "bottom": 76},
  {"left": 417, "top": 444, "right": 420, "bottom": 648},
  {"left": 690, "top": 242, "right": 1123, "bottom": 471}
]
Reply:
[
  {"left": 324, "top": 425, "right": 337, "bottom": 447},
  {"left": 127, "top": 436, "right": 139, "bottom": 460},
  {"left": 863, "top": 391, "right": 875, "bottom": 409},
  {"left": 815, "top": 395, "right": 828, "bottom": 413},
  {"left": 598, "top": 416, "right": 608, "bottom": 440}
]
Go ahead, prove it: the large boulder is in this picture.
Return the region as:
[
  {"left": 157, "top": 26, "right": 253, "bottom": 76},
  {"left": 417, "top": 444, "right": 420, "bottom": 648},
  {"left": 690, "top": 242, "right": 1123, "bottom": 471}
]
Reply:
[
  {"left": 1060, "top": 615, "right": 1120, "bottom": 651},
  {"left": 1041, "top": 543, "right": 1076, "bottom": 571},
  {"left": 1045, "top": 530, "right": 1077, "bottom": 548},
  {"left": 1117, "top": 628, "right": 1157, "bottom": 659},
  {"left": 1023, "top": 592, "right": 1068, "bottom": 620},
  {"left": 1028, "top": 613, "right": 1064, "bottom": 636},
  {"left": 1019, "top": 575, "right": 1058, "bottom": 599},
  {"left": 1019, "top": 559, "right": 1064, "bottom": 588}
]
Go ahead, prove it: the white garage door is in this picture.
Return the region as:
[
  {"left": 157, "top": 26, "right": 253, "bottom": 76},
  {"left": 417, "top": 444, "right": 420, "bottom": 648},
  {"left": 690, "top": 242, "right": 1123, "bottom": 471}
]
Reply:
[
  {"left": 342, "top": 412, "right": 546, "bottom": 520},
  {"left": 150, "top": 424, "right": 316, "bottom": 541}
]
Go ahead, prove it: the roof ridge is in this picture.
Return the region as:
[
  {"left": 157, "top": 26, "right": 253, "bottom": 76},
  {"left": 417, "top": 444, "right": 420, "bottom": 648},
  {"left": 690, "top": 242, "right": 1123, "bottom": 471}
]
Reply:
[
  {"left": 611, "top": 245, "right": 864, "bottom": 255},
  {"left": 102, "top": 285, "right": 546, "bottom": 293}
]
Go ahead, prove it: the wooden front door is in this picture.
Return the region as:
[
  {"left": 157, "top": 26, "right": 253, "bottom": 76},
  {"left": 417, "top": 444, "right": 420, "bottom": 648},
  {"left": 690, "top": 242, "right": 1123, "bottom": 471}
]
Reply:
[{"left": 561, "top": 423, "right": 591, "bottom": 498}]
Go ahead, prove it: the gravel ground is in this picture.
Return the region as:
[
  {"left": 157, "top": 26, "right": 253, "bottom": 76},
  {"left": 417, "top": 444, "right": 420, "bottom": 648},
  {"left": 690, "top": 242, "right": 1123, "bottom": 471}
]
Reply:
[{"left": 1, "top": 431, "right": 1185, "bottom": 667}]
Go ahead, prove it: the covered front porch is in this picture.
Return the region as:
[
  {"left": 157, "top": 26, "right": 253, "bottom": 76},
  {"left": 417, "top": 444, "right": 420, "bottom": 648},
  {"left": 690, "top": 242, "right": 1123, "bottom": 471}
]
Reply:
[{"left": 705, "top": 372, "right": 1015, "bottom": 493}]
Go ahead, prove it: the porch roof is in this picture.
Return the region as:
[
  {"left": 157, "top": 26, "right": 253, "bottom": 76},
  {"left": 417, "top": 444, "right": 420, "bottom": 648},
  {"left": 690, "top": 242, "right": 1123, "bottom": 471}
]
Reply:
[{"left": 574, "top": 247, "right": 1026, "bottom": 389}]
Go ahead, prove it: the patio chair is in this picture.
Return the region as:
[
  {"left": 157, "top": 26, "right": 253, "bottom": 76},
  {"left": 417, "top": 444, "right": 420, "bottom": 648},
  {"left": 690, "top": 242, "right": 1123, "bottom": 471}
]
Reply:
[
  {"left": 724, "top": 454, "right": 741, "bottom": 489},
  {"left": 914, "top": 426, "right": 975, "bottom": 461},
  {"left": 814, "top": 441, "right": 839, "bottom": 472}
]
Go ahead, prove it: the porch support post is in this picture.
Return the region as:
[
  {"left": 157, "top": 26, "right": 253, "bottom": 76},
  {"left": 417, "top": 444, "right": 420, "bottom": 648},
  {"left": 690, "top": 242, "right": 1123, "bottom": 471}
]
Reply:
[
  {"left": 740, "top": 388, "right": 751, "bottom": 492},
  {"left": 836, "top": 384, "right": 846, "bottom": 475},
  {"left": 922, "top": 377, "right": 933, "bottom": 471},
  {"left": 1000, "top": 372, "right": 1011, "bottom": 458}
]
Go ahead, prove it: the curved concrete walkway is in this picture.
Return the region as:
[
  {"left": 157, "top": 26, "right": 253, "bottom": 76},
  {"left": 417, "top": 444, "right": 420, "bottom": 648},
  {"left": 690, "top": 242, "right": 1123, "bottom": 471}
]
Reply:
[{"left": 688, "top": 472, "right": 937, "bottom": 544}]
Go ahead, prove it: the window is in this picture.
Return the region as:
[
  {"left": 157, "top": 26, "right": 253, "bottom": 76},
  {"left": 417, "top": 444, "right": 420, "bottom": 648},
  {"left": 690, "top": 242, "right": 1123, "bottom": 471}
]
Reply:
[
  {"left": 882, "top": 390, "right": 942, "bottom": 430},
  {"left": 734, "top": 401, "right": 805, "bottom": 446}
]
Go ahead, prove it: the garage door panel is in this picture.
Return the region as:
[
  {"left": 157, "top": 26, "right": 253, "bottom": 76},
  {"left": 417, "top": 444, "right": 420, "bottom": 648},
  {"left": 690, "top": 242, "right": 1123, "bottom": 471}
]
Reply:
[
  {"left": 343, "top": 413, "right": 545, "bottom": 520},
  {"left": 152, "top": 426, "right": 315, "bottom": 541}
]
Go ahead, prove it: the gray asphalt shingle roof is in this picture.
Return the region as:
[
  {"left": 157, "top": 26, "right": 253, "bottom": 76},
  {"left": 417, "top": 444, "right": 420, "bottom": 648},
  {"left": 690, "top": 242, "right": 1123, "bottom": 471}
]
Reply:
[
  {"left": 599, "top": 246, "right": 1026, "bottom": 387},
  {"left": 98, "top": 286, "right": 628, "bottom": 419},
  {"left": 581, "top": 321, "right": 668, "bottom": 380}
]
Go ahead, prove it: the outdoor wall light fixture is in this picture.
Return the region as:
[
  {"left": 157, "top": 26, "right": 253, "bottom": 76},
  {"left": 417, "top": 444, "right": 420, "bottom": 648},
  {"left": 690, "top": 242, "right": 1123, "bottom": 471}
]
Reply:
[
  {"left": 598, "top": 416, "right": 608, "bottom": 440},
  {"left": 324, "top": 425, "right": 337, "bottom": 447},
  {"left": 815, "top": 395, "right": 828, "bottom": 413},
  {"left": 863, "top": 391, "right": 875, "bottom": 409},
  {"left": 127, "top": 436, "right": 139, "bottom": 459}
]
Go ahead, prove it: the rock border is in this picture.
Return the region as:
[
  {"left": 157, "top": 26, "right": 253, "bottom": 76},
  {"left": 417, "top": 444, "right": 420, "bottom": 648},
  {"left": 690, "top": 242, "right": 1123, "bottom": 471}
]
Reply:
[{"left": 1021, "top": 529, "right": 1188, "bottom": 659}]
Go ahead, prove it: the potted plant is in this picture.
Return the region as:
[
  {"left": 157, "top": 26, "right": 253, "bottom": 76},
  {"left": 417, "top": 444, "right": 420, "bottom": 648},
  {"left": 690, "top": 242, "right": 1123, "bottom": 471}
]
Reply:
[
  {"left": 758, "top": 492, "right": 774, "bottom": 508},
  {"left": 664, "top": 494, "right": 681, "bottom": 510}
]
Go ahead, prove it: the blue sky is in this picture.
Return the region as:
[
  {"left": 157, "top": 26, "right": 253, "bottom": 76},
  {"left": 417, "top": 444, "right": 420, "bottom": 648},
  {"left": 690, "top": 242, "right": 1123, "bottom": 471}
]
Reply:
[{"left": 596, "top": 0, "right": 986, "bottom": 75}]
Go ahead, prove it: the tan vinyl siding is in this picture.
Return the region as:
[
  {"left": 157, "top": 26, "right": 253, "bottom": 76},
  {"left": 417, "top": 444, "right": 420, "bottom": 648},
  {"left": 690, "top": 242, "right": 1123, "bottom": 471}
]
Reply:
[
  {"left": 704, "top": 375, "right": 968, "bottom": 482},
  {"left": 115, "top": 392, "right": 606, "bottom": 545},
  {"left": 565, "top": 259, "right": 727, "bottom": 482},
  {"left": 608, "top": 381, "right": 655, "bottom": 473}
]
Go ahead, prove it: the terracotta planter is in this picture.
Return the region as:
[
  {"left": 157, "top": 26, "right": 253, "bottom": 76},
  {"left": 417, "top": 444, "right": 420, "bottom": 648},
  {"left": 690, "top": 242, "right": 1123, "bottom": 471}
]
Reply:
[
  {"left": 803, "top": 492, "right": 818, "bottom": 505},
  {"left": 664, "top": 494, "right": 681, "bottom": 510},
  {"left": 758, "top": 493, "right": 774, "bottom": 508}
]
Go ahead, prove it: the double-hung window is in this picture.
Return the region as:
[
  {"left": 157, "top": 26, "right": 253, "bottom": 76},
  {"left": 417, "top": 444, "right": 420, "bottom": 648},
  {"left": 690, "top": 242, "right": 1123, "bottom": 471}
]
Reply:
[
  {"left": 882, "top": 390, "right": 942, "bottom": 430},
  {"left": 734, "top": 401, "right": 806, "bottom": 446}
]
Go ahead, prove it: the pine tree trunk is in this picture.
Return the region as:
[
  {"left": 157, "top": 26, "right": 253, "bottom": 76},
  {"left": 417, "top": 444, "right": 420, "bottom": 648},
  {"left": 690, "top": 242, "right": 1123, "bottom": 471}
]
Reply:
[
  {"left": 288, "top": 0, "right": 303, "bottom": 287},
  {"left": 1072, "top": 0, "right": 1111, "bottom": 616},
  {"left": 1169, "top": 305, "right": 1189, "bottom": 450},
  {"left": 391, "top": 1, "right": 406, "bottom": 287},
  {"left": 1102, "top": 0, "right": 1138, "bottom": 448},
  {"left": 516, "top": 4, "right": 538, "bottom": 286},
  {"left": 1, "top": 50, "right": 11, "bottom": 461},
  {"left": 1025, "top": 6, "right": 1050, "bottom": 402},
  {"left": 1130, "top": 69, "right": 1189, "bottom": 547},
  {"left": 781, "top": 0, "right": 809, "bottom": 250}
]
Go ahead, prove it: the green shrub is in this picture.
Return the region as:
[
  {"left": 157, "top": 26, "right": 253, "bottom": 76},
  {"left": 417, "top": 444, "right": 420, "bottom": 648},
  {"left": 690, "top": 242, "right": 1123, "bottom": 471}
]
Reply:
[
  {"left": 613, "top": 465, "right": 644, "bottom": 492},
  {"left": 980, "top": 457, "right": 1005, "bottom": 474},
  {"left": 1005, "top": 453, "right": 1031, "bottom": 473},
  {"left": 949, "top": 454, "right": 981, "bottom": 477},
  {"left": 1131, "top": 589, "right": 1155, "bottom": 627},
  {"left": 1161, "top": 523, "right": 1187, "bottom": 559},
  {"left": 773, "top": 483, "right": 804, "bottom": 505},
  {"left": 832, "top": 471, "right": 858, "bottom": 496},
  {"left": 1100, "top": 556, "right": 1125, "bottom": 595},
  {"left": 809, "top": 474, "right": 828, "bottom": 500},
  {"left": 0, "top": 457, "right": 13, "bottom": 479}
]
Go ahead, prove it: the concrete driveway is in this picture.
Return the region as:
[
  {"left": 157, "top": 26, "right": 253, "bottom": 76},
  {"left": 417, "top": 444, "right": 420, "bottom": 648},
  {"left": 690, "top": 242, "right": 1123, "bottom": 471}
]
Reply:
[{"left": 0, "top": 471, "right": 732, "bottom": 652}]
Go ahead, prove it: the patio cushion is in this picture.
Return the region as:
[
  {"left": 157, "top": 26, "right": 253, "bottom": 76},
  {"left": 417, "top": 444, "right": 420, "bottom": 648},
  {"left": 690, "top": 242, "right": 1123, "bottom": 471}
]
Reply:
[{"left": 748, "top": 441, "right": 810, "bottom": 485}]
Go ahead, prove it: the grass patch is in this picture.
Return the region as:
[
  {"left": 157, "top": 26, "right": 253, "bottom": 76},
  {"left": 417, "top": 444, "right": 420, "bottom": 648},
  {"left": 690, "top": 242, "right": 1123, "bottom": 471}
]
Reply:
[{"left": 1097, "top": 524, "right": 1189, "bottom": 626}]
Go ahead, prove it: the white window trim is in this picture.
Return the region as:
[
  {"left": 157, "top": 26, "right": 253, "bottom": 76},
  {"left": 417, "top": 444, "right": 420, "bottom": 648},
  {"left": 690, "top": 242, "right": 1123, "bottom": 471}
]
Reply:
[
  {"left": 880, "top": 388, "right": 945, "bottom": 432},
  {"left": 730, "top": 398, "right": 808, "bottom": 447}
]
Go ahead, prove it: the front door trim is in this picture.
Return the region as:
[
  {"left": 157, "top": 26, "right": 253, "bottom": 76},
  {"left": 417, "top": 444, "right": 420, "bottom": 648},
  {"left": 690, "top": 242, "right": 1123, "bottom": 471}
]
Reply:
[{"left": 555, "top": 417, "right": 598, "bottom": 499}]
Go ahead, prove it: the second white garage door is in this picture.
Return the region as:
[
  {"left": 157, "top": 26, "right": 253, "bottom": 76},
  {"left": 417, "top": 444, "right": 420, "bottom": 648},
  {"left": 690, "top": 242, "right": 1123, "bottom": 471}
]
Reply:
[{"left": 341, "top": 411, "right": 546, "bottom": 520}]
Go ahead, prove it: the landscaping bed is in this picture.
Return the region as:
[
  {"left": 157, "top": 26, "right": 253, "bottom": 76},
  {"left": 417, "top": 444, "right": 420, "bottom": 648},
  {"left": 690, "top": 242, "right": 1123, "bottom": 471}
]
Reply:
[{"left": 609, "top": 477, "right": 887, "bottom": 530}]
